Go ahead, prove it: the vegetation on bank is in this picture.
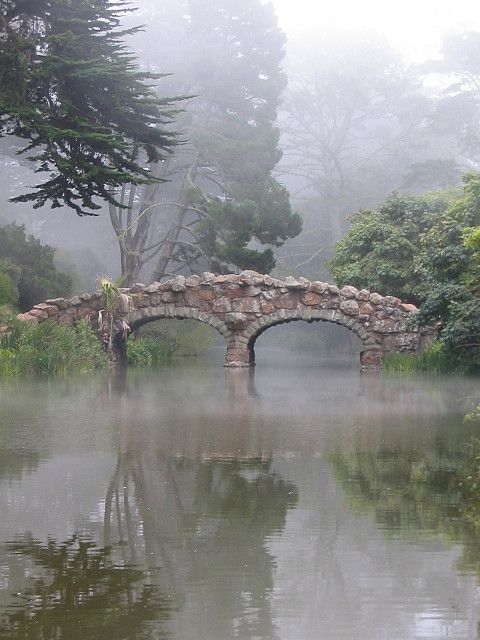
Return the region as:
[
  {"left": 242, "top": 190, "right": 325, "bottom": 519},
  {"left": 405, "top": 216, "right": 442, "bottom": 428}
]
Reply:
[
  {"left": 382, "top": 343, "right": 453, "bottom": 375},
  {"left": 331, "top": 173, "right": 480, "bottom": 374},
  {"left": 127, "top": 320, "right": 215, "bottom": 368},
  {"left": 0, "top": 320, "right": 108, "bottom": 377},
  {"left": 0, "top": 313, "right": 215, "bottom": 377}
]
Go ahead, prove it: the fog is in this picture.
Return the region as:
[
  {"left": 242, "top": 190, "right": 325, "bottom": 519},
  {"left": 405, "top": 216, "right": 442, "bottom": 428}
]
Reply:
[
  {"left": 273, "top": 0, "right": 480, "bottom": 60},
  {"left": 1, "top": 0, "right": 480, "bottom": 341}
]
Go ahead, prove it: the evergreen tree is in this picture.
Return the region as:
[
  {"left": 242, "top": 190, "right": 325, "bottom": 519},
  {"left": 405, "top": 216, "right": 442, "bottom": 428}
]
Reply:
[{"left": 0, "top": 0, "right": 180, "bottom": 216}]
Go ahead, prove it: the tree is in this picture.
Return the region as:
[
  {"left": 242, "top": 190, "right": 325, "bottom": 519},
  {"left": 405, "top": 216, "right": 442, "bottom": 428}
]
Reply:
[
  {"left": 108, "top": 0, "right": 302, "bottom": 284},
  {"left": 275, "top": 32, "right": 435, "bottom": 275},
  {"left": 271, "top": 30, "right": 471, "bottom": 280},
  {"left": 0, "top": 0, "right": 180, "bottom": 216},
  {"left": 330, "top": 191, "right": 453, "bottom": 305},
  {"left": 0, "top": 222, "right": 71, "bottom": 310},
  {"left": 330, "top": 173, "right": 480, "bottom": 372},
  {"left": 421, "top": 31, "right": 480, "bottom": 169},
  {"left": 414, "top": 173, "right": 480, "bottom": 370}
]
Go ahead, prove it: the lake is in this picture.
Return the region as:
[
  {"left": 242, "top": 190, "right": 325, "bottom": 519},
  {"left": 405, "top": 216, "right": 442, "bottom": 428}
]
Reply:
[{"left": 1, "top": 353, "right": 480, "bottom": 639}]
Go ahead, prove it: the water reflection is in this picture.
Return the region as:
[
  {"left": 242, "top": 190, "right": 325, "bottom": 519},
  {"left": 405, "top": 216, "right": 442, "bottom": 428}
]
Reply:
[
  {"left": 103, "top": 449, "right": 298, "bottom": 638},
  {"left": 331, "top": 440, "right": 480, "bottom": 575},
  {"left": 0, "top": 535, "right": 172, "bottom": 640},
  {"left": 1, "top": 362, "right": 480, "bottom": 639}
]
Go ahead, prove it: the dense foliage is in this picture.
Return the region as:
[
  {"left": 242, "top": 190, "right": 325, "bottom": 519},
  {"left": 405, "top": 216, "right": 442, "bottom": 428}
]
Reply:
[
  {"left": 330, "top": 191, "right": 454, "bottom": 305},
  {"left": 331, "top": 173, "right": 480, "bottom": 372},
  {"left": 0, "top": 0, "right": 180, "bottom": 215},
  {"left": 0, "top": 320, "right": 107, "bottom": 376},
  {"left": 0, "top": 222, "right": 71, "bottom": 311}
]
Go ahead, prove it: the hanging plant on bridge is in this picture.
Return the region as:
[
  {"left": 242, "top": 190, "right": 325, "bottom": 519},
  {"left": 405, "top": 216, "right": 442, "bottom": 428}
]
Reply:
[{"left": 98, "top": 277, "right": 130, "bottom": 354}]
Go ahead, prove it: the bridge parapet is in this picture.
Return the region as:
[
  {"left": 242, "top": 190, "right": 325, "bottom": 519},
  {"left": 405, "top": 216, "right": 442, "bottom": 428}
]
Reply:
[{"left": 17, "top": 270, "right": 436, "bottom": 369}]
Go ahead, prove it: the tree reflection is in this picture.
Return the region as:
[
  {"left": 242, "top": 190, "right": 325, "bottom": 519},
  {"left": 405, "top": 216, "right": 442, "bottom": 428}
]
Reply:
[
  {"left": 104, "top": 450, "right": 298, "bottom": 638},
  {"left": 330, "top": 440, "right": 480, "bottom": 573},
  {"left": 0, "top": 534, "right": 172, "bottom": 640},
  {"left": 0, "top": 451, "right": 40, "bottom": 482}
]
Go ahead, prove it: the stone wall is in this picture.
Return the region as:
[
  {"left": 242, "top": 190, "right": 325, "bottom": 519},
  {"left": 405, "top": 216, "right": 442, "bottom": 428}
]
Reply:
[{"left": 17, "top": 270, "right": 436, "bottom": 368}]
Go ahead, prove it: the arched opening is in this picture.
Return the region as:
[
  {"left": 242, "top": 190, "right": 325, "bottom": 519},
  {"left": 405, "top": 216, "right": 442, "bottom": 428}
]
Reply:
[
  {"left": 248, "top": 318, "right": 364, "bottom": 368},
  {"left": 122, "top": 309, "right": 228, "bottom": 367}
]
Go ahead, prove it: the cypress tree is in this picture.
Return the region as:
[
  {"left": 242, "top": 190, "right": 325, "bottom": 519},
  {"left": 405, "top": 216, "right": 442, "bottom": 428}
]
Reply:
[{"left": 0, "top": 0, "right": 180, "bottom": 216}]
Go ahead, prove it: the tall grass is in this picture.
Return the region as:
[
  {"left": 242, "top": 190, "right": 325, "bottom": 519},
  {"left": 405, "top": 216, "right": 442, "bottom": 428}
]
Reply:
[
  {"left": 127, "top": 319, "right": 215, "bottom": 368},
  {"left": 383, "top": 342, "right": 454, "bottom": 375},
  {"left": 0, "top": 320, "right": 108, "bottom": 377},
  {"left": 127, "top": 336, "right": 176, "bottom": 367}
]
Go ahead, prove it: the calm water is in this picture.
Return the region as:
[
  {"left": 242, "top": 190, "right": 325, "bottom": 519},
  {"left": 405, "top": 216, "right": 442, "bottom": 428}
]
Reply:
[{"left": 1, "top": 354, "right": 480, "bottom": 639}]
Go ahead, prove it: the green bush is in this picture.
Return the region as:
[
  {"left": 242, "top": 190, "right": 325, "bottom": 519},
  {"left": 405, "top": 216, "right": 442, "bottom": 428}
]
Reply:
[
  {"left": 134, "top": 319, "right": 215, "bottom": 360},
  {"left": 383, "top": 342, "right": 453, "bottom": 375},
  {"left": 127, "top": 336, "right": 175, "bottom": 367},
  {"left": 0, "top": 271, "right": 17, "bottom": 306},
  {"left": 0, "top": 320, "right": 108, "bottom": 377}
]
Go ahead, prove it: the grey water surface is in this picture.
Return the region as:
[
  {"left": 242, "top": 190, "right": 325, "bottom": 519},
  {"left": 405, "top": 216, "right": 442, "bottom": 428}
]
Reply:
[{"left": 1, "top": 354, "right": 480, "bottom": 640}]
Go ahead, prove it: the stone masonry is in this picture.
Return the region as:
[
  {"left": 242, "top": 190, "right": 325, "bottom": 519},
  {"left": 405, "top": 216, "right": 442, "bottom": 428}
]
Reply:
[{"left": 17, "top": 270, "right": 436, "bottom": 369}]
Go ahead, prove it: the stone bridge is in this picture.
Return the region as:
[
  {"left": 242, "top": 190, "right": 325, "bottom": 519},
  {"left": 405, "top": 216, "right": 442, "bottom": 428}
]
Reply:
[{"left": 18, "top": 270, "right": 436, "bottom": 368}]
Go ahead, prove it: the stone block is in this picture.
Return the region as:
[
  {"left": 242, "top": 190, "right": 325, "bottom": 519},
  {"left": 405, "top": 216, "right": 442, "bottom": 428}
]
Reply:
[
  {"left": 360, "top": 350, "right": 382, "bottom": 368},
  {"left": 358, "top": 303, "right": 375, "bottom": 316},
  {"left": 171, "top": 275, "right": 186, "bottom": 292},
  {"left": 233, "top": 298, "right": 261, "bottom": 313},
  {"left": 400, "top": 302, "right": 418, "bottom": 313},
  {"left": 29, "top": 308, "right": 49, "bottom": 320},
  {"left": 34, "top": 303, "right": 58, "bottom": 317},
  {"left": 130, "top": 283, "right": 146, "bottom": 293},
  {"left": 162, "top": 291, "right": 179, "bottom": 303},
  {"left": 284, "top": 275, "right": 306, "bottom": 289},
  {"left": 309, "top": 281, "right": 328, "bottom": 294},
  {"left": 369, "top": 293, "right": 384, "bottom": 306},
  {"left": 302, "top": 291, "right": 322, "bottom": 306},
  {"left": 222, "top": 284, "right": 244, "bottom": 299},
  {"left": 225, "top": 312, "right": 249, "bottom": 329},
  {"left": 275, "top": 293, "right": 299, "bottom": 310},
  {"left": 185, "top": 275, "right": 201, "bottom": 287},
  {"left": 357, "top": 289, "right": 371, "bottom": 301},
  {"left": 213, "top": 274, "right": 239, "bottom": 284},
  {"left": 260, "top": 300, "right": 276, "bottom": 314},
  {"left": 45, "top": 298, "right": 68, "bottom": 310},
  {"left": 263, "top": 275, "right": 284, "bottom": 287},
  {"left": 319, "top": 296, "right": 340, "bottom": 309},
  {"left": 340, "top": 285, "right": 359, "bottom": 298},
  {"left": 370, "top": 318, "right": 400, "bottom": 333},
  {"left": 213, "top": 297, "right": 233, "bottom": 313}
]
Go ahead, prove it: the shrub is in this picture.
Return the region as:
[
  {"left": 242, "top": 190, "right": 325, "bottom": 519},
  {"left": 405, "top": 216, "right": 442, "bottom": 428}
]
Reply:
[
  {"left": 127, "top": 336, "right": 175, "bottom": 367},
  {"left": 0, "top": 271, "right": 17, "bottom": 306},
  {"left": 383, "top": 342, "right": 453, "bottom": 375},
  {"left": 136, "top": 319, "right": 215, "bottom": 358},
  {"left": 0, "top": 320, "right": 108, "bottom": 377}
]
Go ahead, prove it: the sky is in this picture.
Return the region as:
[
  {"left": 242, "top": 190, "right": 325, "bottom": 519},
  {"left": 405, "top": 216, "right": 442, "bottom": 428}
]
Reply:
[{"left": 271, "top": 0, "right": 480, "bottom": 60}]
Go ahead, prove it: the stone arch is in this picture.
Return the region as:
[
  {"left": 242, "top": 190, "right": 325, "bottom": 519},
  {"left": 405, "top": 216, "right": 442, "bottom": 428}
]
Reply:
[
  {"left": 226, "top": 308, "right": 382, "bottom": 368},
  {"left": 111, "top": 303, "right": 231, "bottom": 363},
  {"left": 16, "top": 270, "right": 435, "bottom": 369}
]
